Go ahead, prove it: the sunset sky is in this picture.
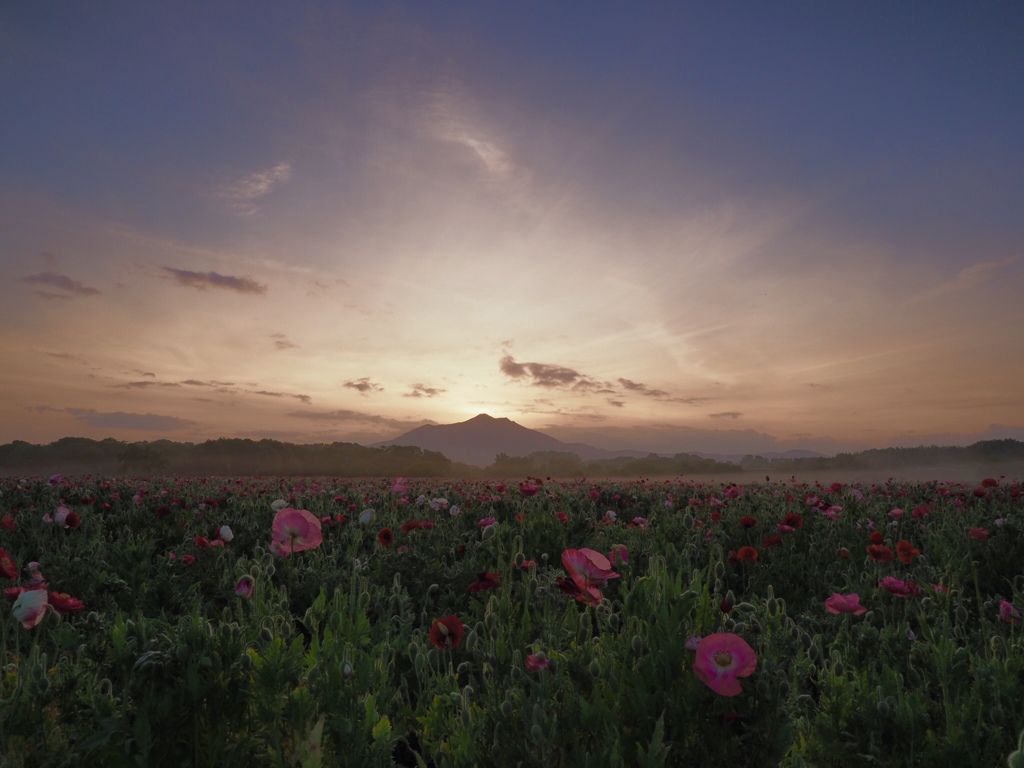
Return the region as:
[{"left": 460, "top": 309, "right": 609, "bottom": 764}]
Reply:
[{"left": 2, "top": 2, "right": 1023, "bottom": 456}]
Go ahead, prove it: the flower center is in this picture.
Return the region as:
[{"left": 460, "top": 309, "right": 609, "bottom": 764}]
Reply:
[{"left": 713, "top": 651, "right": 734, "bottom": 668}]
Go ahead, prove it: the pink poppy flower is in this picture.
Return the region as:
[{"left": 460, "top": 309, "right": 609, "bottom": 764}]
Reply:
[
  {"left": 270, "top": 508, "right": 323, "bottom": 557},
  {"left": 554, "top": 511, "right": 568, "bottom": 524},
  {"left": 234, "top": 575, "right": 254, "bottom": 599},
  {"left": 525, "top": 653, "right": 552, "bottom": 672},
  {"left": 477, "top": 516, "right": 496, "bottom": 527},
  {"left": 879, "top": 576, "right": 920, "bottom": 598},
  {"left": 12, "top": 589, "right": 48, "bottom": 629},
  {"left": 824, "top": 593, "right": 867, "bottom": 616},
  {"left": 693, "top": 633, "right": 757, "bottom": 697},
  {"left": 999, "top": 599, "right": 1021, "bottom": 626}
]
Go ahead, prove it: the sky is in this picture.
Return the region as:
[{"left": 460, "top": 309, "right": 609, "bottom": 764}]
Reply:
[{"left": 2, "top": 2, "right": 1023, "bottom": 457}]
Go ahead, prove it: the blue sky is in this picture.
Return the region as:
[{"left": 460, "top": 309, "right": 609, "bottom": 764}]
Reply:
[{"left": 2, "top": 2, "right": 1022, "bottom": 454}]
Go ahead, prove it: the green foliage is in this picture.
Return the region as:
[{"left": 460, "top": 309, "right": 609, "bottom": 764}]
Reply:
[{"left": 0, "top": 473, "right": 1022, "bottom": 765}]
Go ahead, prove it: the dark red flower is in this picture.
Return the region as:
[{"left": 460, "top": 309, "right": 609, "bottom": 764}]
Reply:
[
  {"left": 869, "top": 530, "right": 884, "bottom": 545},
  {"left": 981, "top": 477, "right": 999, "bottom": 488},
  {"left": 555, "top": 511, "right": 568, "bottom": 524},
  {"left": 896, "top": 540, "right": 920, "bottom": 565},
  {"left": 419, "top": 520, "right": 435, "bottom": 530},
  {"left": 377, "top": 528, "right": 394, "bottom": 547},
  {"left": 519, "top": 483, "right": 539, "bottom": 497},
  {"left": 720, "top": 596, "right": 733, "bottom": 613},
  {"left": 0, "top": 549, "right": 17, "bottom": 581},
  {"left": 760, "top": 535, "right": 782, "bottom": 549},
  {"left": 967, "top": 527, "right": 989, "bottom": 542},
  {"left": 0, "top": 515, "right": 15, "bottom": 531},
  {"left": 401, "top": 520, "right": 421, "bottom": 534},
  {"left": 429, "top": 615, "right": 464, "bottom": 650},
  {"left": 736, "top": 546, "right": 759, "bottom": 564},
  {"left": 468, "top": 572, "right": 502, "bottom": 593},
  {"left": 64, "top": 511, "right": 81, "bottom": 529},
  {"left": 555, "top": 576, "right": 583, "bottom": 597},
  {"left": 739, "top": 516, "right": 758, "bottom": 529},
  {"left": 782, "top": 513, "right": 803, "bottom": 529},
  {"left": 867, "top": 544, "right": 894, "bottom": 563}
]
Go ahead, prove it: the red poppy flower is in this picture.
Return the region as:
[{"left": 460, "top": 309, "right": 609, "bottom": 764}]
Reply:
[
  {"left": 401, "top": 520, "right": 421, "bottom": 534},
  {"left": 739, "top": 516, "right": 758, "bottom": 529},
  {"left": 555, "top": 576, "right": 583, "bottom": 598},
  {"left": 869, "top": 530, "right": 884, "bottom": 545},
  {"left": 419, "top": 520, "right": 435, "bottom": 530},
  {"left": 896, "top": 540, "right": 920, "bottom": 565},
  {"left": 519, "top": 483, "right": 539, "bottom": 497},
  {"left": 736, "top": 546, "right": 758, "bottom": 564},
  {"left": 0, "top": 549, "right": 17, "bottom": 581},
  {"left": 782, "top": 513, "right": 803, "bottom": 529},
  {"left": 0, "top": 515, "right": 15, "bottom": 531},
  {"left": 49, "top": 592, "right": 84, "bottom": 615},
  {"left": 64, "top": 511, "right": 82, "bottom": 529},
  {"left": 468, "top": 572, "right": 501, "bottom": 593},
  {"left": 760, "top": 535, "right": 782, "bottom": 549},
  {"left": 554, "top": 511, "right": 568, "bottom": 524},
  {"left": 866, "top": 544, "right": 894, "bottom": 563},
  {"left": 377, "top": 528, "right": 394, "bottom": 547},
  {"left": 981, "top": 477, "right": 999, "bottom": 488},
  {"left": 429, "top": 615, "right": 464, "bottom": 650},
  {"left": 967, "top": 527, "right": 989, "bottom": 541}
]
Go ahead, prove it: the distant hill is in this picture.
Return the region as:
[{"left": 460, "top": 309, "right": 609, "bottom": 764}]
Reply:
[
  {"left": 696, "top": 449, "right": 828, "bottom": 464},
  {"left": 373, "top": 413, "right": 651, "bottom": 466}
]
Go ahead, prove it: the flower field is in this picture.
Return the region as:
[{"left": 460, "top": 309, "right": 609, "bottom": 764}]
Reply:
[{"left": 2, "top": 473, "right": 1023, "bottom": 767}]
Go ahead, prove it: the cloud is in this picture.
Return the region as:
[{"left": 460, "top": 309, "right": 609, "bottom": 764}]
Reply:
[
  {"left": 181, "top": 379, "right": 236, "bottom": 387},
  {"left": 607, "top": 399, "right": 626, "bottom": 408},
  {"left": 217, "top": 161, "right": 292, "bottom": 216},
  {"left": 404, "top": 383, "right": 446, "bottom": 398},
  {"left": 287, "top": 409, "right": 431, "bottom": 431},
  {"left": 617, "top": 378, "right": 669, "bottom": 398},
  {"left": 271, "top": 333, "right": 298, "bottom": 350},
  {"left": 247, "top": 390, "right": 312, "bottom": 405},
  {"left": 21, "top": 272, "right": 101, "bottom": 299},
  {"left": 908, "top": 255, "right": 1021, "bottom": 304},
  {"left": 113, "top": 381, "right": 181, "bottom": 389},
  {"left": 344, "top": 378, "right": 384, "bottom": 395},
  {"left": 163, "top": 267, "right": 267, "bottom": 294},
  {"left": 500, "top": 355, "right": 603, "bottom": 389},
  {"left": 709, "top": 411, "right": 743, "bottom": 420},
  {"left": 34, "top": 406, "right": 193, "bottom": 431}
]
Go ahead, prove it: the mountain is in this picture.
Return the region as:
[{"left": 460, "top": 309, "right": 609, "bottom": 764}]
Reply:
[{"left": 373, "top": 414, "right": 651, "bottom": 467}]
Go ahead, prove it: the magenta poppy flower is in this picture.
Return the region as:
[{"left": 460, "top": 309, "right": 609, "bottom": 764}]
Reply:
[
  {"left": 270, "top": 508, "right": 323, "bottom": 557},
  {"left": 824, "top": 593, "right": 867, "bottom": 616},
  {"left": 693, "top": 633, "right": 757, "bottom": 697},
  {"left": 608, "top": 544, "right": 629, "bottom": 567},
  {"left": 999, "top": 599, "right": 1021, "bottom": 626},
  {"left": 525, "top": 653, "right": 552, "bottom": 672},
  {"left": 879, "top": 576, "right": 920, "bottom": 598}
]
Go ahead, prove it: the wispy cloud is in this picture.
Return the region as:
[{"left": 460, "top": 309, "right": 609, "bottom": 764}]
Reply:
[
  {"left": 344, "top": 378, "right": 384, "bottom": 395},
  {"left": 908, "top": 255, "right": 1021, "bottom": 305},
  {"left": 181, "top": 379, "right": 236, "bottom": 387},
  {"left": 617, "top": 378, "right": 669, "bottom": 398},
  {"left": 217, "top": 161, "right": 291, "bottom": 216},
  {"left": 271, "top": 333, "right": 298, "bottom": 350},
  {"left": 247, "top": 390, "right": 312, "bottom": 405},
  {"left": 21, "top": 272, "right": 101, "bottom": 299},
  {"left": 113, "top": 381, "right": 181, "bottom": 389},
  {"left": 709, "top": 411, "right": 743, "bottom": 420},
  {"left": 163, "top": 267, "right": 266, "bottom": 294},
  {"left": 34, "top": 406, "right": 194, "bottom": 431},
  {"left": 404, "top": 383, "right": 445, "bottom": 398},
  {"left": 287, "top": 409, "right": 430, "bottom": 431}
]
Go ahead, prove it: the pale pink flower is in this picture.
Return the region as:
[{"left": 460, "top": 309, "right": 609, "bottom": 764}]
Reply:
[
  {"left": 693, "top": 633, "right": 757, "bottom": 697},
  {"left": 270, "top": 508, "right": 323, "bottom": 557},
  {"left": 12, "top": 589, "right": 48, "bottom": 629}
]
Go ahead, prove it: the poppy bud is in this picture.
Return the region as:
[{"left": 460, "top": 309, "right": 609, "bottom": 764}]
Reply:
[
  {"left": 589, "top": 659, "right": 601, "bottom": 677},
  {"left": 632, "top": 635, "right": 643, "bottom": 654},
  {"left": 501, "top": 698, "right": 513, "bottom": 718}
]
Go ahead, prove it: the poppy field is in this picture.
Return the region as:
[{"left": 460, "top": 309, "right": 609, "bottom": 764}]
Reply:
[{"left": 2, "top": 473, "right": 1023, "bottom": 767}]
